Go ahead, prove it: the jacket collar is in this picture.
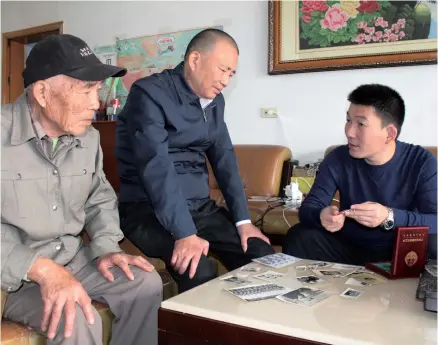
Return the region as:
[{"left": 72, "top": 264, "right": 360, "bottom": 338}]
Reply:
[
  {"left": 10, "top": 93, "right": 88, "bottom": 147},
  {"left": 10, "top": 94, "right": 37, "bottom": 146},
  {"left": 171, "top": 62, "right": 204, "bottom": 105}
]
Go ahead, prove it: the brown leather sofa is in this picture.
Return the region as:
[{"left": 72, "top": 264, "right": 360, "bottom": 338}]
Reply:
[{"left": 1, "top": 121, "right": 293, "bottom": 345}]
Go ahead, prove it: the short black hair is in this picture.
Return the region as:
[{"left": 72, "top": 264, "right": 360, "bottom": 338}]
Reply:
[
  {"left": 184, "top": 28, "right": 239, "bottom": 62},
  {"left": 348, "top": 84, "right": 405, "bottom": 137}
]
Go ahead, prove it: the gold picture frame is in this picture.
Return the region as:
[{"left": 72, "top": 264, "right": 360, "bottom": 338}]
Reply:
[{"left": 268, "top": 0, "right": 437, "bottom": 75}]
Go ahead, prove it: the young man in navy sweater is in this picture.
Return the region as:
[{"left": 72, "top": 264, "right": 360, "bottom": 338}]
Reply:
[{"left": 283, "top": 84, "right": 437, "bottom": 265}]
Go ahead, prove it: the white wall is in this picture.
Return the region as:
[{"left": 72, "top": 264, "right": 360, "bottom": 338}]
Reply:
[{"left": 2, "top": 1, "right": 437, "bottom": 163}]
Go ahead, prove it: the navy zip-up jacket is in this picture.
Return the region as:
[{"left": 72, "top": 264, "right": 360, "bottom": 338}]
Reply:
[{"left": 115, "top": 62, "right": 250, "bottom": 239}]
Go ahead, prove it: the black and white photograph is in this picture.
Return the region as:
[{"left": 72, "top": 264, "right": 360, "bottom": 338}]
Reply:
[
  {"left": 307, "top": 261, "right": 331, "bottom": 270},
  {"left": 277, "top": 287, "right": 331, "bottom": 307},
  {"left": 346, "top": 272, "right": 387, "bottom": 286},
  {"left": 226, "top": 283, "right": 292, "bottom": 302},
  {"left": 219, "top": 275, "right": 250, "bottom": 285},
  {"left": 315, "top": 270, "right": 343, "bottom": 276},
  {"left": 253, "top": 253, "right": 302, "bottom": 268},
  {"left": 240, "top": 265, "right": 261, "bottom": 273},
  {"left": 296, "top": 275, "right": 325, "bottom": 285},
  {"left": 254, "top": 270, "right": 285, "bottom": 282},
  {"left": 340, "top": 288, "right": 363, "bottom": 299},
  {"left": 332, "top": 263, "right": 364, "bottom": 271}
]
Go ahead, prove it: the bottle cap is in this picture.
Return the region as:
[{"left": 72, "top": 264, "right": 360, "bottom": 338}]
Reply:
[{"left": 110, "top": 99, "right": 121, "bottom": 106}]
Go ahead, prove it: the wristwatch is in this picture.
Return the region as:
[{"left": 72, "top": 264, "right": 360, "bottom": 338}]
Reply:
[{"left": 381, "top": 207, "right": 394, "bottom": 231}]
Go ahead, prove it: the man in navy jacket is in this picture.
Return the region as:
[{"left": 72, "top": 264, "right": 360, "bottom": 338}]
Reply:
[{"left": 116, "top": 29, "right": 274, "bottom": 292}]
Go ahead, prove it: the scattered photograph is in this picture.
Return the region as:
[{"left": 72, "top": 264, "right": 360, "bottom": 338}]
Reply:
[
  {"left": 345, "top": 278, "right": 367, "bottom": 287},
  {"left": 226, "top": 283, "right": 291, "bottom": 302},
  {"left": 332, "top": 263, "right": 364, "bottom": 271},
  {"left": 307, "top": 261, "right": 331, "bottom": 270},
  {"left": 314, "top": 270, "right": 343, "bottom": 276},
  {"left": 240, "top": 265, "right": 261, "bottom": 273},
  {"left": 341, "top": 288, "right": 363, "bottom": 299},
  {"left": 346, "top": 272, "right": 387, "bottom": 286},
  {"left": 296, "top": 275, "right": 325, "bottom": 285},
  {"left": 277, "top": 287, "right": 331, "bottom": 307},
  {"left": 253, "top": 270, "right": 285, "bottom": 282},
  {"left": 253, "top": 253, "right": 302, "bottom": 268},
  {"left": 219, "top": 275, "right": 250, "bottom": 285},
  {"left": 426, "top": 264, "right": 437, "bottom": 277}
]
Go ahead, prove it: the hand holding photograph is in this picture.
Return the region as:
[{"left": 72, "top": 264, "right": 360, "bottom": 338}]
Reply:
[{"left": 268, "top": 0, "right": 437, "bottom": 74}]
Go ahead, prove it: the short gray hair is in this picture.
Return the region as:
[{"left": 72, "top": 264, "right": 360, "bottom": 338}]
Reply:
[{"left": 184, "top": 28, "right": 239, "bottom": 62}]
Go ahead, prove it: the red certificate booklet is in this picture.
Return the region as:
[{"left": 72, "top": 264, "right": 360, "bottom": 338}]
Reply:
[{"left": 366, "top": 226, "right": 429, "bottom": 279}]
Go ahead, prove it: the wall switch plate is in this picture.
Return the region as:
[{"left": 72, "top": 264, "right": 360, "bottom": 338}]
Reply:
[{"left": 260, "top": 107, "right": 278, "bottom": 118}]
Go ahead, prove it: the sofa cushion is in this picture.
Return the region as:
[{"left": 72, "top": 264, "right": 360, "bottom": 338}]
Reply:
[{"left": 1, "top": 301, "right": 113, "bottom": 345}]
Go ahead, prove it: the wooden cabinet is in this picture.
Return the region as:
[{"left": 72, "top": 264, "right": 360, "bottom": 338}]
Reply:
[{"left": 92, "top": 121, "right": 120, "bottom": 194}]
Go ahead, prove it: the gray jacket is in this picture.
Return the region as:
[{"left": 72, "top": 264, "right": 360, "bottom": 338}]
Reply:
[{"left": 1, "top": 94, "right": 123, "bottom": 292}]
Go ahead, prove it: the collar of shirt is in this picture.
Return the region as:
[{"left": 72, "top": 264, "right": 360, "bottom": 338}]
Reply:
[
  {"left": 10, "top": 93, "right": 89, "bottom": 148},
  {"left": 171, "top": 62, "right": 215, "bottom": 109},
  {"left": 199, "top": 98, "right": 213, "bottom": 109}
]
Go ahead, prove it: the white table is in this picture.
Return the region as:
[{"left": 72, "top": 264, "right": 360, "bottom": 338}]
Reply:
[{"left": 159, "top": 259, "right": 437, "bottom": 345}]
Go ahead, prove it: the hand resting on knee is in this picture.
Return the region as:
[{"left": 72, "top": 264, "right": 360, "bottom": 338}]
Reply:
[
  {"left": 171, "top": 234, "right": 209, "bottom": 279},
  {"left": 27, "top": 257, "right": 95, "bottom": 340}
]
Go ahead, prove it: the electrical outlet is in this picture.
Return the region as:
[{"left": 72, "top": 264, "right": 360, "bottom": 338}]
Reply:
[{"left": 260, "top": 107, "right": 278, "bottom": 118}]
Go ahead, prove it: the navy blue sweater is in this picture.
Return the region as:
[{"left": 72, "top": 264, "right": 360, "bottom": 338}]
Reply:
[
  {"left": 299, "top": 141, "right": 437, "bottom": 249},
  {"left": 115, "top": 63, "right": 249, "bottom": 239}
]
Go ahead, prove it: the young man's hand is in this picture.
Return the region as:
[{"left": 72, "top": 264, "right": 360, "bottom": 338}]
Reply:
[
  {"left": 343, "top": 202, "right": 389, "bottom": 228},
  {"left": 320, "top": 206, "right": 346, "bottom": 232}
]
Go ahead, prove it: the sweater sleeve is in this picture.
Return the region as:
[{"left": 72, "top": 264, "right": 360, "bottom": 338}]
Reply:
[{"left": 393, "top": 154, "right": 437, "bottom": 234}]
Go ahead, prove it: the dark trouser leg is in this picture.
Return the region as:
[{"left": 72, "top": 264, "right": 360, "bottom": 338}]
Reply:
[
  {"left": 119, "top": 203, "right": 217, "bottom": 293},
  {"left": 283, "top": 223, "right": 392, "bottom": 265},
  {"left": 195, "top": 201, "right": 275, "bottom": 271},
  {"left": 283, "top": 223, "right": 364, "bottom": 265}
]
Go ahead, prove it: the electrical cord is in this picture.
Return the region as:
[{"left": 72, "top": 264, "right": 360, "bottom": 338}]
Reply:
[{"left": 253, "top": 199, "right": 285, "bottom": 232}]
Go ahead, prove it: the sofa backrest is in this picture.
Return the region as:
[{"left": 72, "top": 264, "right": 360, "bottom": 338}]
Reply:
[{"left": 207, "top": 145, "right": 292, "bottom": 203}]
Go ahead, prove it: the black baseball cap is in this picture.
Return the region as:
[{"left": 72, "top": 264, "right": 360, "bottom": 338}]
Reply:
[{"left": 23, "top": 34, "right": 126, "bottom": 87}]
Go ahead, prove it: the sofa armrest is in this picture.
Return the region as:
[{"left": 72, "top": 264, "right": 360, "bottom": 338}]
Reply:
[
  {"left": 208, "top": 145, "right": 292, "bottom": 201},
  {"left": 1, "top": 290, "right": 7, "bottom": 318}
]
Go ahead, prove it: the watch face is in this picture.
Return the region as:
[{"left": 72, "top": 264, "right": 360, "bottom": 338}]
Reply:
[{"left": 384, "top": 221, "right": 394, "bottom": 230}]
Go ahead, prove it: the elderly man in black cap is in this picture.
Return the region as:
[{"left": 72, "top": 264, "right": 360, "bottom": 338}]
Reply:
[{"left": 1, "top": 34, "right": 162, "bottom": 345}]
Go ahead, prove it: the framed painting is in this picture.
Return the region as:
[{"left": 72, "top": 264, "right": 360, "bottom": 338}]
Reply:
[{"left": 268, "top": 0, "right": 437, "bottom": 75}]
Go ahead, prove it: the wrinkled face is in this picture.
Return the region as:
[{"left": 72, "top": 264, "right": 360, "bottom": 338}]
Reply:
[
  {"left": 187, "top": 39, "right": 238, "bottom": 99},
  {"left": 345, "top": 104, "right": 395, "bottom": 161},
  {"left": 37, "top": 76, "right": 101, "bottom": 136}
]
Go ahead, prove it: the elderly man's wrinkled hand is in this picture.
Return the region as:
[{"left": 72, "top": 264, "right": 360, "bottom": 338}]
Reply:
[
  {"left": 96, "top": 252, "right": 155, "bottom": 282},
  {"left": 27, "top": 257, "right": 94, "bottom": 340}
]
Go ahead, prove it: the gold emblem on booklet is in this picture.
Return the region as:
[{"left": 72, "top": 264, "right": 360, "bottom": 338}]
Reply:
[{"left": 405, "top": 251, "right": 418, "bottom": 267}]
